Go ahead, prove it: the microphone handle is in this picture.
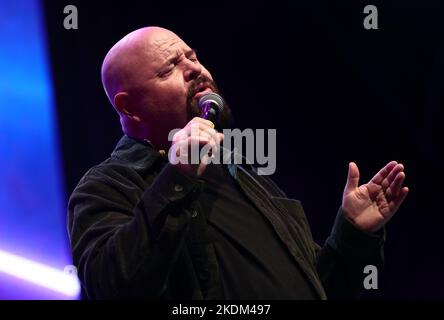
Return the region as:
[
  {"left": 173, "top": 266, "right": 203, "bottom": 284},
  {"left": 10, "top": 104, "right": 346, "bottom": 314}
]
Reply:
[{"left": 200, "top": 102, "right": 219, "bottom": 124}]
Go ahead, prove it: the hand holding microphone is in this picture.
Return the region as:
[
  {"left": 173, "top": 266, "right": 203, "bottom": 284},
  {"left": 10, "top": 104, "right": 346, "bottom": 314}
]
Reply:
[{"left": 169, "top": 93, "right": 225, "bottom": 177}]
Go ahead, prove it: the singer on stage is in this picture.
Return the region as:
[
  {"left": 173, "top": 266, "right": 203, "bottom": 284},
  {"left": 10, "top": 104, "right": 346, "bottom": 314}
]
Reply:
[{"left": 67, "top": 27, "right": 409, "bottom": 299}]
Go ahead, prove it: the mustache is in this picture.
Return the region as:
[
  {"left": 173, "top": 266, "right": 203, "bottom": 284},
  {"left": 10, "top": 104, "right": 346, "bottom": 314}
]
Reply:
[
  {"left": 186, "top": 75, "right": 219, "bottom": 100},
  {"left": 185, "top": 75, "right": 233, "bottom": 130}
]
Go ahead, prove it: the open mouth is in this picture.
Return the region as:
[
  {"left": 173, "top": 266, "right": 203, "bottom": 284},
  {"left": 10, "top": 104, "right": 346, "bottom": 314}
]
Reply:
[
  {"left": 193, "top": 87, "right": 213, "bottom": 99},
  {"left": 193, "top": 83, "right": 214, "bottom": 99}
]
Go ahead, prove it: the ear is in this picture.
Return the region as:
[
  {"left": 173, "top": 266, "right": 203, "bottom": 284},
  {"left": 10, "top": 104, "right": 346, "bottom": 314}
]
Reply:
[{"left": 114, "top": 92, "right": 142, "bottom": 122}]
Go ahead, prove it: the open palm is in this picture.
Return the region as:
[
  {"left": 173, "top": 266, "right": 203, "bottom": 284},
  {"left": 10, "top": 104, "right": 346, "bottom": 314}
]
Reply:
[{"left": 342, "top": 161, "right": 409, "bottom": 233}]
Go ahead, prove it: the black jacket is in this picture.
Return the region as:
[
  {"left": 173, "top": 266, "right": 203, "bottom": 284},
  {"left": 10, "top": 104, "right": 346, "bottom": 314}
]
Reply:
[{"left": 68, "top": 135, "right": 385, "bottom": 299}]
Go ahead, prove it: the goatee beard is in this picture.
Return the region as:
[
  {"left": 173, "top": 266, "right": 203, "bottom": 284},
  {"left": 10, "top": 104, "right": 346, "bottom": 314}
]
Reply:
[{"left": 186, "top": 75, "right": 234, "bottom": 130}]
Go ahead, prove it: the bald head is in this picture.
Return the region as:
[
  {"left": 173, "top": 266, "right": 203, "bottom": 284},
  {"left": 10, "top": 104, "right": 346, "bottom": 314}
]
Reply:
[
  {"left": 101, "top": 27, "right": 179, "bottom": 108},
  {"left": 99, "top": 26, "right": 219, "bottom": 149}
]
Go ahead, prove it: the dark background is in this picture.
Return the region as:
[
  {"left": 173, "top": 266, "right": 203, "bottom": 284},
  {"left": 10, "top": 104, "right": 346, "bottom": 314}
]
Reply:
[{"left": 43, "top": 0, "right": 443, "bottom": 298}]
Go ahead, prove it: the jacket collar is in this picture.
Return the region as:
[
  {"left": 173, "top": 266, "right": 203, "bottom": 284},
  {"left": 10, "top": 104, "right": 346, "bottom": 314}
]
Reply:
[
  {"left": 110, "top": 134, "right": 255, "bottom": 179},
  {"left": 110, "top": 135, "right": 164, "bottom": 171}
]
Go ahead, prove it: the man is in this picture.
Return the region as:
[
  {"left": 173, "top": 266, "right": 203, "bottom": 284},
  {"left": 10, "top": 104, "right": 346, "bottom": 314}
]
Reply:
[{"left": 68, "top": 26, "right": 409, "bottom": 299}]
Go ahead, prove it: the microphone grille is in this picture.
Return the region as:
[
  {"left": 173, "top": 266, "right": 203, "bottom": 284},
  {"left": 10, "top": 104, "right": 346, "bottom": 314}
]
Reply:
[{"left": 198, "top": 92, "right": 225, "bottom": 112}]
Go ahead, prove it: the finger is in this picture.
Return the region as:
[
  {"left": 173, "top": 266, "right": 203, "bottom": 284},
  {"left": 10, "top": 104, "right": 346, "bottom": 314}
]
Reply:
[
  {"left": 185, "top": 122, "right": 218, "bottom": 139},
  {"left": 187, "top": 136, "right": 217, "bottom": 164},
  {"left": 186, "top": 135, "right": 215, "bottom": 148},
  {"left": 344, "top": 162, "right": 360, "bottom": 193},
  {"left": 388, "top": 186, "right": 409, "bottom": 213},
  {"left": 371, "top": 161, "right": 398, "bottom": 185},
  {"left": 200, "top": 150, "right": 213, "bottom": 165},
  {"left": 187, "top": 117, "right": 215, "bottom": 129},
  {"left": 386, "top": 171, "right": 406, "bottom": 199},
  {"left": 197, "top": 131, "right": 221, "bottom": 156},
  {"left": 382, "top": 163, "right": 404, "bottom": 190},
  {"left": 175, "top": 135, "right": 212, "bottom": 154},
  {"left": 172, "top": 128, "right": 189, "bottom": 143},
  {"left": 200, "top": 126, "right": 220, "bottom": 144},
  {"left": 192, "top": 129, "right": 222, "bottom": 156},
  {"left": 178, "top": 122, "right": 219, "bottom": 146},
  {"left": 194, "top": 129, "right": 215, "bottom": 142}
]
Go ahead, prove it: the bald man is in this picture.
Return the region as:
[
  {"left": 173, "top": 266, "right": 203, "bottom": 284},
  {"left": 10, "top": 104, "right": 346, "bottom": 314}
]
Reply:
[{"left": 68, "top": 27, "right": 408, "bottom": 300}]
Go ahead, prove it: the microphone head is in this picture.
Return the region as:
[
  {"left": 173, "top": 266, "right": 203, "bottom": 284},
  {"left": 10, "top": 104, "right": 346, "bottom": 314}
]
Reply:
[{"left": 198, "top": 92, "right": 225, "bottom": 114}]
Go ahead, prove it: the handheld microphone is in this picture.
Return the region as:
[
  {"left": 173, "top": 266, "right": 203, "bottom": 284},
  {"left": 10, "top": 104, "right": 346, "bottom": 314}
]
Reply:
[{"left": 198, "top": 92, "right": 225, "bottom": 124}]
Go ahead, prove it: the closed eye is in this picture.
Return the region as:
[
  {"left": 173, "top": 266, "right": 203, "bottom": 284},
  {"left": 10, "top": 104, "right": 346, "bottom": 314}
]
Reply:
[
  {"left": 159, "top": 68, "right": 173, "bottom": 78},
  {"left": 158, "top": 49, "right": 198, "bottom": 78},
  {"left": 186, "top": 49, "right": 198, "bottom": 62}
]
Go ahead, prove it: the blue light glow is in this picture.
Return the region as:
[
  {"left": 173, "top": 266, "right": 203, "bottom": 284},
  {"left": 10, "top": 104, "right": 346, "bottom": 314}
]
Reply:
[{"left": 0, "top": 0, "right": 77, "bottom": 299}]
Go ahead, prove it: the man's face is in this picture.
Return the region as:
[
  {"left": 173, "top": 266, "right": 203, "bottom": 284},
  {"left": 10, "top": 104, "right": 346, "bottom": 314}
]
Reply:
[{"left": 129, "top": 30, "right": 224, "bottom": 130}]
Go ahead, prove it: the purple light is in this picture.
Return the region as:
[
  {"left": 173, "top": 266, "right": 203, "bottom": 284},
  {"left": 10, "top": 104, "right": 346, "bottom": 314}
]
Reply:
[{"left": 0, "top": 249, "right": 80, "bottom": 298}]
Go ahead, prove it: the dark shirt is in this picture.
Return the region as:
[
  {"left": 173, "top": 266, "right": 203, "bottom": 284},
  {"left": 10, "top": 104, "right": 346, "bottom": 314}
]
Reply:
[{"left": 200, "top": 164, "right": 318, "bottom": 299}]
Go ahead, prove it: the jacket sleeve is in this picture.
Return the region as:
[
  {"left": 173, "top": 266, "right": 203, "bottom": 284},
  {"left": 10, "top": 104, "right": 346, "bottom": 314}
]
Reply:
[
  {"left": 315, "top": 208, "right": 385, "bottom": 299},
  {"left": 67, "top": 163, "right": 203, "bottom": 299},
  {"left": 246, "top": 169, "right": 385, "bottom": 299}
]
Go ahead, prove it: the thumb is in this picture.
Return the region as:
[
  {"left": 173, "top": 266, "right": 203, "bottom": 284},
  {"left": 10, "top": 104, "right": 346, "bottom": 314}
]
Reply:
[{"left": 344, "top": 162, "right": 360, "bottom": 193}]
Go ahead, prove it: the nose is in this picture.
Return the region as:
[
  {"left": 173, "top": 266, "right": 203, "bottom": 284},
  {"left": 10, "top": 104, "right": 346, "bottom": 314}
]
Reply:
[{"left": 183, "top": 58, "right": 202, "bottom": 82}]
